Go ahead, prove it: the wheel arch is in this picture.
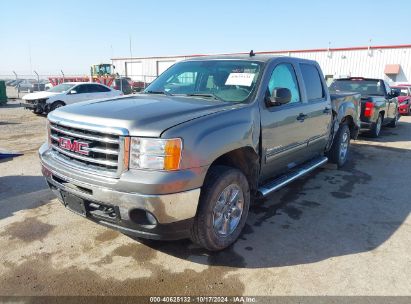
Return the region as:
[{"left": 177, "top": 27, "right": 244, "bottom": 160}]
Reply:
[
  {"left": 340, "top": 115, "right": 358, "bottom": 139},
  {"left": 206, "top": 147, "right": 260, "bottom": 193}
]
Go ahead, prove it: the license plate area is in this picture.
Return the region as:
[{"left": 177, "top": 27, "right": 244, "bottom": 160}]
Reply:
[{"left": 61, "top": 191, "right": 87, "bottom": 217}]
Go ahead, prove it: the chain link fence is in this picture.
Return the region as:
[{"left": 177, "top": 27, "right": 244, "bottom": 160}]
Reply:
[{"left": 0, "top": 74, "right": 158, "bottom": 100}]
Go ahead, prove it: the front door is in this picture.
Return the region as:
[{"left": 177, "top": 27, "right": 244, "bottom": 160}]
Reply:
[
  {"left": 66, "top": 84, "right": 92, "bottom": 105},
  {"left": 260, "top": 62, "right": 312, "bottom": 181}
]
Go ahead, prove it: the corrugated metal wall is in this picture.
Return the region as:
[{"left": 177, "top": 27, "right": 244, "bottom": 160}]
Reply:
[
  {"left": 281, "top": 47, "right": 411, "bottom": 83},
  {"left": 112, "top": 46, "right": 411, "bottom": 84}
]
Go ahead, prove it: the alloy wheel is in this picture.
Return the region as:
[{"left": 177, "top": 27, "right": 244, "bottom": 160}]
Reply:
[{"left": 212, "top": 184, "right": 244, "bottom": 237}]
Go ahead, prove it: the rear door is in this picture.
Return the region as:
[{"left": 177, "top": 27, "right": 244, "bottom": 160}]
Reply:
[
  {"left": 299, "top": 63, "right": 332, "bottom": 154},
  {"left": 260, "top": 61, "right": 312, "bottom": 181},
  {"left": 87, "top": 84, "right": 113, "bottom": 99}
]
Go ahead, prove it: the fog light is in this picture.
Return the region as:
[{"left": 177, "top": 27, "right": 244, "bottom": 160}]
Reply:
[{"left": 129, "top": 209, "right": 158, "bottom": 226}]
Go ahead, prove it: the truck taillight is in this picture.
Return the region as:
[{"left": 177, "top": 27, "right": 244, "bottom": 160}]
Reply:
[{"left": 364, "top": 101, "right": 374, "bottom": 118}]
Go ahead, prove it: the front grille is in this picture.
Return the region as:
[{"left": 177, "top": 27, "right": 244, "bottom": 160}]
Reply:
[{"left": 49, "top": 122, "right": 124, "bottom": 177}]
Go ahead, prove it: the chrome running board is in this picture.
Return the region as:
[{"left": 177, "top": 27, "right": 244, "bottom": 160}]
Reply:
[{"left": 258, "top": 156, "right": 328, "bottom": 197}]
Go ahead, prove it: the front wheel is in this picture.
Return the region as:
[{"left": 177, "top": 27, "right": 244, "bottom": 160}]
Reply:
[
  {"left": 191, "top": 166, "right": 250, "bottom": 251},
  {"left": 49, "top": 101, "right": 65, "bottom": 113},
  {"left": 33, "top": 107, "right": 43, "bottom": 115},
  {"left": 327, "top": 123, "right": 351, "bottom": 168}
]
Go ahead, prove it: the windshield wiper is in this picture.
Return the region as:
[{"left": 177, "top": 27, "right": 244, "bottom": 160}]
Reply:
[
  {"left": 186, "top": 93, "right": 224, "bottom": 102},
  {"left": 145, "top": 90, "right": 173, "bottom": 96}
]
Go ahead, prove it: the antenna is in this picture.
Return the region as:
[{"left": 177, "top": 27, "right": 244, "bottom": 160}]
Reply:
[{"left": 249, "top": 50, "right": 255, "bottom": 57}]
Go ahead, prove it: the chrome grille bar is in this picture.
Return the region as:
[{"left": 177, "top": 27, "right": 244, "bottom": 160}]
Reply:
[
  {"left": 50, "top": 134, "right": 119, "bottom": 156},
  {"left": 50, "top": 124, "right": 120, "bottom": 144},
  {"left": 51, "top": 145, "right": 118, "bottom": 167}
]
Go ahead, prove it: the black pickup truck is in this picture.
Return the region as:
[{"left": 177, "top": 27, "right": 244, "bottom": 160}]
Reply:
[
  {"left": 330, "top": 77, "right": 400, "bottom": 137},
  {"left": 40, "top": 55, "right": 361, "bottom": 250}
]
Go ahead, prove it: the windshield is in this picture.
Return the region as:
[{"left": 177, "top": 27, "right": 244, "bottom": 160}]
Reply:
[
  {"left": 330, "top": 79, "right": 386, "bottom": 96},
  {"left": 144, "top": 60, "right": 263, "bottom": 103},
  {"left": 47, "top": 83, "right": 75, "bottom": 93}
]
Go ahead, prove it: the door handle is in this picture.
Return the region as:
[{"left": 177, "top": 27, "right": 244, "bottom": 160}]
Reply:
[
  {"left": 296, "top": 113, "right": 308, "bottom": 122},
  {"left": 323, "top": 107, "right": 331, "bottom": 114}
]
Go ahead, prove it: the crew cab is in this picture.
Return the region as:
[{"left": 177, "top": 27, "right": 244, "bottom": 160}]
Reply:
[
  {"left": 39, "top": 55, "right": 360, "bottom": 251},
  {"left": 330, "top": 77, "right": 400, "bottom": 137},
  {"left": 391, "top": 85, "right": 411, "bottom": 115},
  {"left": 21, "top": 82, "right": 122, "bottom": 114}
]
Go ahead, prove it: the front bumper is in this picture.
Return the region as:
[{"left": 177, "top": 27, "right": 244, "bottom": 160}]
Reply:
[
  {"left": 20, "top": 102, "right": 36, "bottom": 109},
  {"left": 39, "top": 144, "right": 203, "bottom": 240},
  {"left": 21, "top": 99, "right": 47, "bottom": 112}
]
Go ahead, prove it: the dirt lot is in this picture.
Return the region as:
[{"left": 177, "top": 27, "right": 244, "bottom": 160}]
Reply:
[{"left": 0, "top": 101, "right": 410, "bottom": 296}]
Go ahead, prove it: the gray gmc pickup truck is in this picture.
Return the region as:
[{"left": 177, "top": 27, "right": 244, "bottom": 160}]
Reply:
[{"left": 39, "top": 55, "right": 360, "bottom": 250}]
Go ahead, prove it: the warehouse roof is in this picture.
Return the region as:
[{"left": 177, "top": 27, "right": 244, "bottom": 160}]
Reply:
[{"left": 111, "top": 43, "right": 411, "bottom": 61}]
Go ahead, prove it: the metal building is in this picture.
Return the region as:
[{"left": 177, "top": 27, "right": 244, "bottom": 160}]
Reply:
[{"left": 111, "top": 44, "right": 411, "bottom": 85}]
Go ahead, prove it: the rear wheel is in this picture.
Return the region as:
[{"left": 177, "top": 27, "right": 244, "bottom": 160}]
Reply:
[
  {"left": 191, "top": 166, "right": 250, "bottom": 251},
  {"left": 327, "top": 123, "right": 351, "bottom": 168},
  {"left": 369, "top": 114, "right": 382, "bottom": 137}
]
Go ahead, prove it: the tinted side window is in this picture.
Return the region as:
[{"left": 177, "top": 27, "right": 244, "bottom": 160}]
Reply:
[
  {"left": 267, "top": 63, "right": 301, "bottom": 103},
  {"left": 88, "top": 84, "right": 110, "bottom": 93},
  {"left": 300, "top": 64, "right": 325, "bottom": 101},
  {"left": 75, "top": 85, "right": 88, "bottom": 94}
]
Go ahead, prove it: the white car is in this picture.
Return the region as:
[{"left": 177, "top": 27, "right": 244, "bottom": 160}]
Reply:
[{"left": 21, "top": 82, "right": 123, "bottom": 114}]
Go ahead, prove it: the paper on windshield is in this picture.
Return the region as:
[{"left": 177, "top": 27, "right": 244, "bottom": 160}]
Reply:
[{"left": 225, "top": 73, "right": 255, "bottom": 86}]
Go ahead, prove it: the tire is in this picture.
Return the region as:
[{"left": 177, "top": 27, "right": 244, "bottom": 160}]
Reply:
[
  {"left": 369, "top": 113, "right": 383, "bottom": 138},
  {"left": 387, "top": 112, "right": 399, "bottom": 128},
  {"left": 190, "top": 166, "right": 250, "bottom": 251},
  {"left": 33, "top": 108, "right": 43, "bottom": 115},
  {"left": 327, "top": 123, "right": 351, "bottom": 168},
  {"left": 49, "top": 101, "right": 65, "bottom": 112}
]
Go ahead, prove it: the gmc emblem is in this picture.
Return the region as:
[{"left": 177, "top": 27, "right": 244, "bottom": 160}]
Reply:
[{"left": 58, "top": 137, "right": 89, "bottom": 156}]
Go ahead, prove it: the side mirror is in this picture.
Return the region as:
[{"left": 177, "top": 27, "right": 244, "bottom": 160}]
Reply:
[
  {"left": 69, "top": 90, "right": 77, "bottom": 94},
  {"left": 266, "top": 87, "right": 292, "bottom": 106},
  {"left": 390, "top": 88, "right": 400, "bottom": 98}
]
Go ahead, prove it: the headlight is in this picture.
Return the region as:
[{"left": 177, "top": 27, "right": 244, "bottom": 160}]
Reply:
[{"left": 130, "top": 138, "right": 182, "bottom": 171}]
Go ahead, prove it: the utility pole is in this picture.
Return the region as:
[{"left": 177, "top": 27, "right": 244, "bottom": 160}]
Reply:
[
  {"left": 129, "top": 35, "right": 133, "bottom": 79},
  {"left": 13, "top": 71, "right": 18, "bottom": 98},
  {"left": 34, "top": 71, "right": 40, "bottom": 91},
  {"left": 28, "top": 42, "right": 32, "bottom": 77}
]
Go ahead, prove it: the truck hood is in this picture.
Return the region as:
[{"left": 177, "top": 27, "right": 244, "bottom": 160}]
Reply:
[
  {"left": 22, "top": 91, "right": 60, "bottom": 100},
  {"left": 49, "top": 94, "right": 239, "bottom": 137}
]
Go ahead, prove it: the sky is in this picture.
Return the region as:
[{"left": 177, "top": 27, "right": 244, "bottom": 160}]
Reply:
[{"left": 1, "top": 0, "right": 411, "bottom": 76}]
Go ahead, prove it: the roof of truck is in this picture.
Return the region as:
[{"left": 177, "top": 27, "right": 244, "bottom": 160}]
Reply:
[{"left": 183, "top": 54, "right": 318, "bottom": 64}]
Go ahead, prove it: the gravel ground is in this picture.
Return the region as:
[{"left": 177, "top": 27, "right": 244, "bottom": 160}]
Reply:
[{"left": 0, "top": 101, "right": 410, "bottom": 296}]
